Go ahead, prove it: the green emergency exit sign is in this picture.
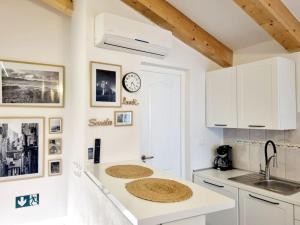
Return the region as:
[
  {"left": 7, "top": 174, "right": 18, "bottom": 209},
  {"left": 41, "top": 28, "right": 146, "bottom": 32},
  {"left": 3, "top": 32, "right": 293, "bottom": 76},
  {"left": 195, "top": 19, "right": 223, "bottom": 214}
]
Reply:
[{"left": 16, "top": 194, "right": 39, "bottom": 209}]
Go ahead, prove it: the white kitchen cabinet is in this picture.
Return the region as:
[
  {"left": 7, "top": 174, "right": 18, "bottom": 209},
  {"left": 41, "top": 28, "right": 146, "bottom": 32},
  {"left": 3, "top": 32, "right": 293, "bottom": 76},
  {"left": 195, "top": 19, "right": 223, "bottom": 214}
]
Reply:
[
  {"left": 205, "top": 57, "right": 296, "bottom": 130},
  {"left": 295, "top": 205, "right": 300, "bottom": 220},
  {"left": 296, "top": 221, "right": 300, "bottom": 225},
  {"left": 239, "top": 189, "right": 294, "bottom": 225},
  {"left": 206, "top": 67, "right": 237, "bottom": 128},
  {"left": 237, "top": 57, "right": 296, "bottom": 130},
  {"left": 194, "top": 175, "right": 239, "bottom": 225}
]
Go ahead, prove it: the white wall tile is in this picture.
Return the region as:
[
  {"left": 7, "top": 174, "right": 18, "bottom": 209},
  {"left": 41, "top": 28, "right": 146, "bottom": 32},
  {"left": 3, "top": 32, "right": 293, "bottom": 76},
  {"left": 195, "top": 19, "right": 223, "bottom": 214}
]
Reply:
[
  {"left": 250, "top": 130, "right": 266, "bottom": 141},
  {"left": 249, "top": 144, "right": 263, "bottom": 172},
  {"left": 232, "top": 143, "right": 250, "bottom": 170},
  {"left": 284, "top": 113, "right": 300, "bottom": 144},
  {"left": 235, "top": 129, "right": 250, "bottom": 140},
  {"left": 265, "top": 130, "right": 284, "bottom": 143},
  {"left": 223, "top": 129, "right": 236, "bottom": 145},
  {"left": 286, "top": 147, "right": 300, "bottom": 182},
  {"left": 269, "top": 147, "right": 286, "bottom": 179}
]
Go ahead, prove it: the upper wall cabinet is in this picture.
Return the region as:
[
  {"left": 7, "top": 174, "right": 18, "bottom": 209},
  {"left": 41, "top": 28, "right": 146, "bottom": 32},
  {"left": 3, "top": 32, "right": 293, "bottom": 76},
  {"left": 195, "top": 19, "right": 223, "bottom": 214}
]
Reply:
[
  {"left": 206, "top": 67, "right": 237, "bottom": 128},
  {"left": 237, "top": 57, "right": 296, "bottom": 130},
  {"left": 206, "top": 57, "right": 296, "bottom": 130}
]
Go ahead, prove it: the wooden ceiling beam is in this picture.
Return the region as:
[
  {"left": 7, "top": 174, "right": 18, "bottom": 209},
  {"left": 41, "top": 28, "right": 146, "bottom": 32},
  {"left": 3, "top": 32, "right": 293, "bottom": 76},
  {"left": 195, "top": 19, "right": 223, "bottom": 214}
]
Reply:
[
  {"left": 234, "top": 0, "right": 300, "bottom": 52},
  {"left": 122, "top": 0, "right": 233, "bottom": 67},
  {"left": 41, "top": 0, "right": 73, "bottom": 16}
]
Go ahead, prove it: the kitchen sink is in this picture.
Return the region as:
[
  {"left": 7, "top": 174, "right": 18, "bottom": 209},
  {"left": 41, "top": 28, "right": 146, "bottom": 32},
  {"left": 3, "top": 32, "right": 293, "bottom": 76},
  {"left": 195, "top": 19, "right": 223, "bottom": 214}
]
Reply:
[{"left": 228, "top": 173, "right": 300, "bottom": 195}]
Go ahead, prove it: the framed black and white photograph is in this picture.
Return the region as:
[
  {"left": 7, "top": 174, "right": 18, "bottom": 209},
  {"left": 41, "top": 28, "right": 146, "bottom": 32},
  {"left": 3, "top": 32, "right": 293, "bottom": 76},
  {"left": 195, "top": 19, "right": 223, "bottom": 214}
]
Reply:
[
  {"left": 0, "top": 117, "right": 45, "bottom": 182},
  {"left": 90, "top": 61, "right": 121, "bottom": 107},
  {"left": 49, "top": 117, "right": 62, "bottom": 134},
  {"left": 114, "top": 111, "right": 133, "bottom": 126},
  {"left": 0, "top": 59, "right": 64, "bottom": 107},
  {"left": 48, "top": 138, "right": 62, "bottom": 155},
  {"left": 48, "top": 159, "right": 62, "bottom": 176}
]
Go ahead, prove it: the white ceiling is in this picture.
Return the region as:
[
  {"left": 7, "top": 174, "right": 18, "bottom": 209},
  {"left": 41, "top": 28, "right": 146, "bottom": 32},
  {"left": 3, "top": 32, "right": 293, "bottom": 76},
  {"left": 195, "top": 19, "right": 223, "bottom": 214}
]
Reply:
[{"left": 167, "top": 0, "right": 300, "bottom": 50}]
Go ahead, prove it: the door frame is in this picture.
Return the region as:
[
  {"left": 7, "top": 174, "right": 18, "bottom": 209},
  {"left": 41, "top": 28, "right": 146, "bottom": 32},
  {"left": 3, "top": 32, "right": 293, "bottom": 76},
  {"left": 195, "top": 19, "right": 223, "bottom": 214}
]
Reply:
[{"left": 140, "top": 63, "right": 188, "bottom": 179}]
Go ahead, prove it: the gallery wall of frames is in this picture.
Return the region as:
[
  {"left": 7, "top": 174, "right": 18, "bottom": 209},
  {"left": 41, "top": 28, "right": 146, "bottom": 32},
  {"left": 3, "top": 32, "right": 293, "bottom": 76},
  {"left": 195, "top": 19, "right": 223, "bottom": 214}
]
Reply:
[
  {"left": 0, "top": 59, "right": 64, "bottom": 182},
  {"left": 0, "top": 58, "right": 140, "bottom": 182},
  {"left": 87, "top": 61, "right": 140, "bottom": 163}
]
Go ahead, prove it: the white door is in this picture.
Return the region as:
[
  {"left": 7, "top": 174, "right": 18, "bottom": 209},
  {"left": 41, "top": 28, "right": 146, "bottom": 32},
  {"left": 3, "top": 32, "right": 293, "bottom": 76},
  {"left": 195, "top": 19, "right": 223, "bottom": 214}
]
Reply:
[
  {"left": 239, "top": 190, "right": 294, "bottom": 225},
  {"left": 206, "top": 67, "right": 237, "bottom": 128},
  {"left": 237, "top": 59, "right": 276, "bottom": 129},
  {"left": 140, "top": 67, "right": 183, "bottom": 178}
]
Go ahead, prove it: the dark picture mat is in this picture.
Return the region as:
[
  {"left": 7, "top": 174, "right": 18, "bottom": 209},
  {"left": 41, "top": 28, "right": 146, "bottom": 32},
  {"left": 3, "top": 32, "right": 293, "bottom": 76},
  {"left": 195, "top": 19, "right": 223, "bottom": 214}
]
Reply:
[
  {"left": 48, "top": 138, "right": 62, "bottom": 155},
  {"left": 0, "top": 122, "right": 40, "bottom": 178},
  {"left": 1, "top": 68, "right": 60, "bottom": 104},
  {"left": 90, "top": 61, "right": 122, "bottom": 108},
  {"left": 0, "top": 59, "right": 64, "bottom": 107},
  {"left": 49, "top": 159, "right": 62, "bottom": 176},
  {"left": 96, "top": 69, "right": 116, "bottom": 103}
]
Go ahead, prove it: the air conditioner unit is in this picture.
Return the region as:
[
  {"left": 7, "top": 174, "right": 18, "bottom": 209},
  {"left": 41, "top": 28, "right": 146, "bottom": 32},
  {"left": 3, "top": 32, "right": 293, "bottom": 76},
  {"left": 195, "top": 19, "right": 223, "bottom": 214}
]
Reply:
[{"left": 95, "top": 13, "right": 173, "bottom": 59}]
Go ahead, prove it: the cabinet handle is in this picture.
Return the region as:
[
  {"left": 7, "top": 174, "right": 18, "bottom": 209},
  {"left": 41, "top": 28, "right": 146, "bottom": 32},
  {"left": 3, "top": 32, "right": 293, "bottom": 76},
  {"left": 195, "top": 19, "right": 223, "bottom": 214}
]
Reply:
[
  {"left": 248, "top": 125, "right": 266, "bottom": 128},
  {"left": 203, "top": 180, "right": 224, "bottom": 188},
  {"left": 214, "top": 124, "right": 228, "bottom": 127},
  {"left": 249, "top": 194, "right": 279, "bottom": 205}
]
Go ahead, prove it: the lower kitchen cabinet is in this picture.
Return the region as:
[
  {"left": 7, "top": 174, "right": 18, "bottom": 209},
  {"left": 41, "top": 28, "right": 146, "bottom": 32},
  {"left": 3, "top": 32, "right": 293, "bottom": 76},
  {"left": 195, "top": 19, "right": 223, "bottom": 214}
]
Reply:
[
  {"left": 193, "top": 175, "right": 239, "bottom": 225},
  {"left": 239, "top": 190, "right": 294, "bottom": 225},
  {"left": 296, "top": 221, "right": 300, "bottom": 225}
]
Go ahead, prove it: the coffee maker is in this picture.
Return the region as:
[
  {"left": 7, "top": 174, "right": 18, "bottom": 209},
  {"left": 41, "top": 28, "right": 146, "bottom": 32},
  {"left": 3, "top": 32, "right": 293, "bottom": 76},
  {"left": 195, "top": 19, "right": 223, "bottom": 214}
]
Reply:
[{"left": 213, "top": 145, "right": 232, "bottom": 171}]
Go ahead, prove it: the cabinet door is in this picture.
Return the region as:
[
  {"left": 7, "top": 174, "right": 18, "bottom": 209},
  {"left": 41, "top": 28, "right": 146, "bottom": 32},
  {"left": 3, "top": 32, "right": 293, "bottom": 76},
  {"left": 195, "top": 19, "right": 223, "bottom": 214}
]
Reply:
[
  {"left": 194, "top": 175, "right": 238, "bottom": 225},
  {"left": 206, "top": 67, "right": 237, "bottom": 128},
  {"left": 239, "top": 190, "right": 293, "bottom": 225},
  {"left": 237, "top": 59, "right": 277, "bottom": 129}
]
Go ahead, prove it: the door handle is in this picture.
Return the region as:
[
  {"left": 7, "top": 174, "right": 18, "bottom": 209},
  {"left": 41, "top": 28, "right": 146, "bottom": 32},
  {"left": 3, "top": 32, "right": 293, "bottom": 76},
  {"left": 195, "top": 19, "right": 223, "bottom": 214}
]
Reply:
[
  {"left": 203, "top": 180, "right": 224, "bottom": 188},
  {"left": 141, "top": 155, "right": 154, "bottom": 161},
  {"left": 249, "top": 194, "right": 279, "bottom": 205},
  {"left": 248, "top": 125, "right": 266, "bottom": 128},
  {"left": 214, "top": 124, "right": 228, "bottom": 127}
]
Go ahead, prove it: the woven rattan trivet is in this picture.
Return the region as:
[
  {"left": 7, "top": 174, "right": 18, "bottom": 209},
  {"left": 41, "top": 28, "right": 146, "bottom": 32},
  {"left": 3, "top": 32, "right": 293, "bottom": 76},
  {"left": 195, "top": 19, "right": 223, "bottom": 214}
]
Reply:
[
  {"left": 105, "top": 165, "right": 153, "bottom": 179},
  {"left": 125, "top": 178, "right": 193, "bottom": 203}
]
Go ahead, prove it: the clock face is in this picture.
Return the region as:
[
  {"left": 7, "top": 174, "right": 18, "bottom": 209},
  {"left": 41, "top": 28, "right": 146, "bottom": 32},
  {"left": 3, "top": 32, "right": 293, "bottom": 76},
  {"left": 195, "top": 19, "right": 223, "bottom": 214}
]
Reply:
[{"left": 122, "top": 72, "right": 141, "bottom": 93}]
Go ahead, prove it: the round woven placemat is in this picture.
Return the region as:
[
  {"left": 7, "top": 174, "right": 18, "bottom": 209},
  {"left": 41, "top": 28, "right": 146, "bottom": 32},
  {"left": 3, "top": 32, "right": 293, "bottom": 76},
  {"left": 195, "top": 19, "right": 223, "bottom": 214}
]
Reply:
[
  {"left": 105, "top": 165, "right": 153, "bottom": 179},
  {"left": 125, "top": 178, "right": 193, "bottom": 203}
]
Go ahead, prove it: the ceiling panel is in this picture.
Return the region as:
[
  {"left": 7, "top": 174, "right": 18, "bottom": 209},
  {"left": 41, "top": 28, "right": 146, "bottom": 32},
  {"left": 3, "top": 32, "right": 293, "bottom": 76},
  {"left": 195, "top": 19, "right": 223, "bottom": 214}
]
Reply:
[{"left": 167, "top": 0, "right": 272, "bottom": 50}]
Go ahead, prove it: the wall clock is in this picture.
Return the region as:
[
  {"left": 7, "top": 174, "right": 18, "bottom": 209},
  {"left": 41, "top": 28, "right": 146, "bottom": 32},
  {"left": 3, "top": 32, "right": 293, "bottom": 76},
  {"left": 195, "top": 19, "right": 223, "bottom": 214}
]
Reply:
[{"left": 122, "top": 72, "right": 141, "bottom": 93}]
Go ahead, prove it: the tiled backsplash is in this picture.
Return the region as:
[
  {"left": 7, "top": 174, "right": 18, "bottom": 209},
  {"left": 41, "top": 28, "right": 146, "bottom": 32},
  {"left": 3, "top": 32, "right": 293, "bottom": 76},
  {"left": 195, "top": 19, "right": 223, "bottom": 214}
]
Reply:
[{"left": 223, "top": 113, "right": 300, "bottom": 182}]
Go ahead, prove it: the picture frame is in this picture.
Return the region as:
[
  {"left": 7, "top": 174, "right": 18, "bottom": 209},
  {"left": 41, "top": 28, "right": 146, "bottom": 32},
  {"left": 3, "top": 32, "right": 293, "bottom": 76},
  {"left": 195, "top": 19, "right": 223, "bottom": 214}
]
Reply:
[
  {"left": 0, "top": 117, "right": 45, "bottom": 182},
  {"left": 0, "top": 59, "right": 64, "bottom": 107},
  {"left": 90, "top": 61, "right": 122, "bottom": 107},
  {"left": 49, "top": 117, "right": 63, "bottom": 134},
  {"left": 48, "top": 159, "right": 62, "bottom": 176},
  {"left": 114, "top": 111, "right": 133, "bottom": 126},
  {"left": 48, "top": 138, "right": 62, "bottom": 155}
]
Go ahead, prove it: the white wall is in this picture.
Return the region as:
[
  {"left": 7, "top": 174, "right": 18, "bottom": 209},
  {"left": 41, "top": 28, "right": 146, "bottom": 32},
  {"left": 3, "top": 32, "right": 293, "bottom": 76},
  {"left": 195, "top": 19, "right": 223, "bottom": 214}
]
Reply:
[
  {"left": 84, "top": 0, "right": 223, "bottom": 175},
  {"left": 0, "top": 0, "right": 224, "bottom": 224},
  {"left": 0, "top": 1, "right": 70, "bottom": 224},
  {"left": 67, "top": 0, "right": 223, "bottom": 224}
]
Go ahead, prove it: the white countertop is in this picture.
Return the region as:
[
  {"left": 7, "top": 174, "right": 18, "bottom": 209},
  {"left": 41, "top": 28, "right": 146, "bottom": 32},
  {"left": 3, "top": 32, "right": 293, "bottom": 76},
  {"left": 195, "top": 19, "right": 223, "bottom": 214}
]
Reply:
[
  {"left": 85, "top": 161, "right": 235, "bottom": 225},
  {"left": 193, "top": 168, "right": 300, "bottom": 206}
]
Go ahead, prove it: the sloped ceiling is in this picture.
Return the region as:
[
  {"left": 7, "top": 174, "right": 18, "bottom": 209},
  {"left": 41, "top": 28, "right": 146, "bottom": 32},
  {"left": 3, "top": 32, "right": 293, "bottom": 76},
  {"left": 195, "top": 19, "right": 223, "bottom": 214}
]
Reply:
[{"left": 167, "top": 0, "right": 300, "bottom": 51}]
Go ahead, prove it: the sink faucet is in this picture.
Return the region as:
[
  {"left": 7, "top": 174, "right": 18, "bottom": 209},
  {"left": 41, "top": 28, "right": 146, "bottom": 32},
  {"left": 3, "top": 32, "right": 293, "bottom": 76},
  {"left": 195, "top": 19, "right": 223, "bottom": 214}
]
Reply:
[{"left": 263, "top": 140, "right": 278, "bottom": 180}]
